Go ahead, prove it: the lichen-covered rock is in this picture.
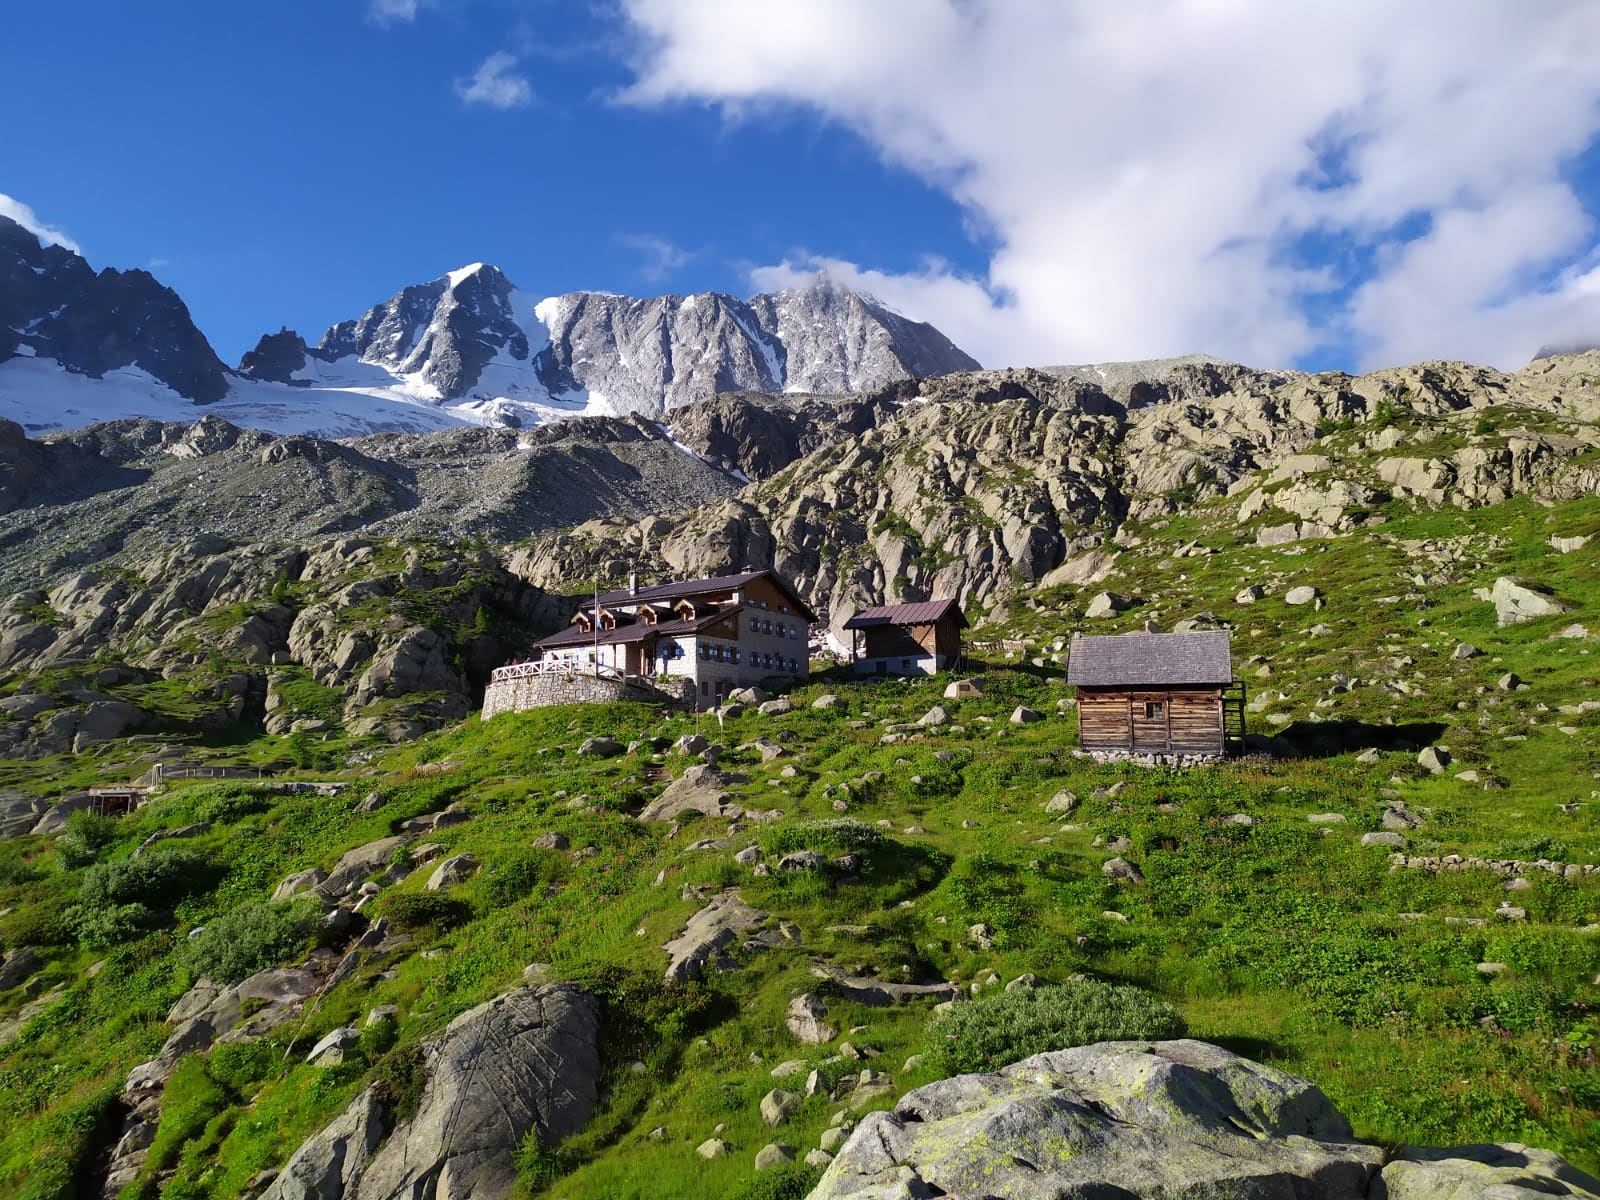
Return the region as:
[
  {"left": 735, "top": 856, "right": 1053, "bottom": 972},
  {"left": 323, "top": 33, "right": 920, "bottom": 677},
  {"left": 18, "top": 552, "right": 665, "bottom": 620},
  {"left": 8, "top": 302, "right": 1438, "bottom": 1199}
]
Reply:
[
  {"left": 807, "top": 1039, "right": 1600, "bottom": 1200},
  {"left": 638, "top": 763, "right": 747, "bottom": 822},
  {"left": 1374, "top": 1142, "right": 1600, "bottom": 1199},
  {"left": 808, "top": 1039, "right": 1380, "bottom": 1198}
]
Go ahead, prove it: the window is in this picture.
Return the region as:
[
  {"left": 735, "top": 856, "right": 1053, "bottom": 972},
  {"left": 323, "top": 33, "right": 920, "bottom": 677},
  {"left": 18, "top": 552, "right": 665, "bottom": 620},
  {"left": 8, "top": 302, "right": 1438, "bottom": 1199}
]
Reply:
[
  {"left": 700, "top": 681, "right": 709, "bottom": 696},
  {"left": 732, "top": 649, "right": 741, "bottom": 665},
  {"left": 750, "top": 617, "right": 759, "bottom": 632},
  {"left": 698, "top": 644, "right": 708, "bottom": 660},
  {"left": 1145, "top": 700, "right": 1165, "bottom": 720}
]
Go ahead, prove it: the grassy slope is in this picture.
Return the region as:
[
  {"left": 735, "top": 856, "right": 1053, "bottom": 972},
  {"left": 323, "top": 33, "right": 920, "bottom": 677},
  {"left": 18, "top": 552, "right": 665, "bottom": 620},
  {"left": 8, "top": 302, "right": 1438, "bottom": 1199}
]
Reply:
[{"left": 0, "top": 484, "right": 1597, "bottom": 1198}]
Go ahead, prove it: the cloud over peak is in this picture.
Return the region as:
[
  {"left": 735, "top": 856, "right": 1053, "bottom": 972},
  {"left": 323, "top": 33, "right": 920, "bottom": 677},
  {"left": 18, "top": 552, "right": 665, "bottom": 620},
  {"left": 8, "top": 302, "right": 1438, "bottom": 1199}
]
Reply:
[{"left": 0, "top": 193, "right": 81, "bottom": 256}]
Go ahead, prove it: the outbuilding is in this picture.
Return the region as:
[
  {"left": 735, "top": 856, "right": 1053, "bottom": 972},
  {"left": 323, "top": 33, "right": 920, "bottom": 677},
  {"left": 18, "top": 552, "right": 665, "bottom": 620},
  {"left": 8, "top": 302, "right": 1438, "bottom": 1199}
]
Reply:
[
  {"left": 1066, "top": 630, "right": 1244, "bottom": 757},
  {"left": 842, "top": 598, "right": 967, "bottom": 676}
]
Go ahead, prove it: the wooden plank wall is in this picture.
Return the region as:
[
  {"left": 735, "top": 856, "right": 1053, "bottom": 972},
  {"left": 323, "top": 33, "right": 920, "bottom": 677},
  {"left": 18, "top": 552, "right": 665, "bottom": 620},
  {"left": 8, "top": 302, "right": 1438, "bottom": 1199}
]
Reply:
[{"left": 1077, "top": 688, "right": 1225, "bottom": 755}]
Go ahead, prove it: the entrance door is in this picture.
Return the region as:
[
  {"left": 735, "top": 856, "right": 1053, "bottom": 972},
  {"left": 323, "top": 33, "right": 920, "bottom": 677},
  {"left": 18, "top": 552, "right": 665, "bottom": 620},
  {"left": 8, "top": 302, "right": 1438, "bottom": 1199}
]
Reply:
[{"left": 1130, "top": 692, "right": 1171, "bottom": 754}]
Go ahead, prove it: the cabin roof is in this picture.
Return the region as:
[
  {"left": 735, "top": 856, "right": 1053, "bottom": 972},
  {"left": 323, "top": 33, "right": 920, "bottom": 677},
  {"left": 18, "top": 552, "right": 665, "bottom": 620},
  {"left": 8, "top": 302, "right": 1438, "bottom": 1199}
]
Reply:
[
  {"left": 1066, "top": 630, "right": 1233, "bottom": 687},
  {"left": 534, "top": 609, "right": 735, "bottom": 649},
  {"left": 841, "top": 598, "right": 967, "bottom": 630},
  {"left": 593, "top": 569, "right": 817, "bottom": 621}
]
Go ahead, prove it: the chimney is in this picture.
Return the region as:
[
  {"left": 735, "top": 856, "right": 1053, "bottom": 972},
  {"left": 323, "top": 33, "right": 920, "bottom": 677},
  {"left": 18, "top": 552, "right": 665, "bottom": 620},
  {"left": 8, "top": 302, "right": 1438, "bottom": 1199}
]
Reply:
[{"left": 629, "top": 571, "right": 638, "bottom": 596}]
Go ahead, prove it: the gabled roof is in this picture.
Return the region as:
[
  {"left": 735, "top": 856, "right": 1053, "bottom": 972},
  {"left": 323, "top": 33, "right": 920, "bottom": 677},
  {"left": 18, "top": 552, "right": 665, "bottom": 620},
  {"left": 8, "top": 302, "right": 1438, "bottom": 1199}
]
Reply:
[
  {"left": 534, "top": 609, "right": 736, "bottom": 650},
  {"left": 841, "top": 598, "right": 967, "bottom": 630},
  {"left": 1066, "top": 630, "right": 1233, "bottom": 687},
  {"left": 594, "top": 569, "right": 817, "bottom": 622}
]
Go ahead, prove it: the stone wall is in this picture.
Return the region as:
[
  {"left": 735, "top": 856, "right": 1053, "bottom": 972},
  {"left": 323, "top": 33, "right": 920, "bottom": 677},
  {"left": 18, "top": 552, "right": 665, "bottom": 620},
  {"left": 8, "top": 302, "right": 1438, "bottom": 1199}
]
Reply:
[{"left": 482, "top": 671, "right": 686, "bottom": 718}]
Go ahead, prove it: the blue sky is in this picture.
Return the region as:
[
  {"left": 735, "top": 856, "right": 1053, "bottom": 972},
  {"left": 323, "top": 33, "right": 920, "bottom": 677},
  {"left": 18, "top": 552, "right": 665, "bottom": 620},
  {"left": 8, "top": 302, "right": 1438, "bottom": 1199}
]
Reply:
[{"left": 5, "top": 1, "right": 1600, "bottom": 373}]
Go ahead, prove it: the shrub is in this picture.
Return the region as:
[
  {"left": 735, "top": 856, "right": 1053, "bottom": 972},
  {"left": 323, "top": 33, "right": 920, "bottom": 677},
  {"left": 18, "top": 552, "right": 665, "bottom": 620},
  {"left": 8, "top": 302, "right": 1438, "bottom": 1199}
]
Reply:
[
  {"left": 482, "top": 850, "right": 566, "bottom": 907},
  {"left": 924, "top": 980, "right": 1187, "bottom": 1076},
  {"left": 56, "top": 810, "right": 118, "bottom": 869},
  {"left": 72, "top": 901, "right": 156, "bottom": 948},
  {"left": 181, "top": 900, "right": 322, "bottom": 984},
  {"left": 78, "top": 847, "right": 209, "bottom": 911},
  {"left": 380, "top": 892, "right": 471, "bottom": 933},
  {"left": 71, "top": 847, "right": 212, "bottom": 946},
  {"left": 194, "top": 788, "right": 273, "bottom": 825},
  {"left": 725, "top": 1163, "right": 822, "bottom": 1200},
  {"left": 763, "top": 817, "right": 886, "bottom": 857},
  {"left": 371, "top": 1043, "right": 426, "bottom": 1121}
]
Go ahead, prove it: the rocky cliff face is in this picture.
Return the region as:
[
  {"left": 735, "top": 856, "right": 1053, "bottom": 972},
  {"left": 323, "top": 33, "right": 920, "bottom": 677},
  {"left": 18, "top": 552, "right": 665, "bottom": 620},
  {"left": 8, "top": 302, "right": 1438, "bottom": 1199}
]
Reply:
[
  {"left": 510, "top": 353, "right": 1600, "bottom": 629},
  {"left": 0, "top": 215, "right": 230, "bottom": 401},
  {"left": 242, "top": 270, "right": 980, "bottom": 419}
]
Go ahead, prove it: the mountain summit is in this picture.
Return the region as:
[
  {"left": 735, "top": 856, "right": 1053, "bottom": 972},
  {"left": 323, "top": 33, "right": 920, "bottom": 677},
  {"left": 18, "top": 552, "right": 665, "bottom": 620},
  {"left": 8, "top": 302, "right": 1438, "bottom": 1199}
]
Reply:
[
  {"left": 237, "top": 266, "right": 980, "bottom": 419},
  {"left": 0, "top": 222, "right": 980, "bottom": 437},
  {"left": 0, "top": 215, "right": 229, "bottom": 402}
]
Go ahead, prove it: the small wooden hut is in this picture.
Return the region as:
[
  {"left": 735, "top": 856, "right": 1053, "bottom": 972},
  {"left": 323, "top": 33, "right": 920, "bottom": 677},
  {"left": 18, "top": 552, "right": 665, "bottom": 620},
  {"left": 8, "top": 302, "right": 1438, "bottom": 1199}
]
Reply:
[
  {"left": 842, "top": 599, "right": 966, "bottom": 676},
  {"left": 1066, "top": 630, "right": 1243, "bottom": 757}
]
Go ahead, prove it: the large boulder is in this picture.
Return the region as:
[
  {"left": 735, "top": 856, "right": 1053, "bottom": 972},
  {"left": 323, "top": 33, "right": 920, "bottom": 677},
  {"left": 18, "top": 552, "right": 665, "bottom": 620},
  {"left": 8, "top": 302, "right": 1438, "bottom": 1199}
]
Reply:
[
  {"left": 1478, "top": 577, "right": 1571, "bottom": 626},
  {"left": 637, "top": 763, "right": 747, "bottom": 822},
  {"left": 353, "top": 983, "right": 600, "bottom": 1200},
  {"left": 807, "top": 1040, "right": 1600, "bottom": 1200},
  {"left": 315, "top": 836, "right": 409, "bottom": 902},
  {"left": 662, "top": 890, "right": 767, "bottom": 983},
  {"left": 809, "top": 1039, "right": 1377, "bottom": 1198},
  {"left": 262, "top": 1089, "right": 385, "bottom": 1200}
]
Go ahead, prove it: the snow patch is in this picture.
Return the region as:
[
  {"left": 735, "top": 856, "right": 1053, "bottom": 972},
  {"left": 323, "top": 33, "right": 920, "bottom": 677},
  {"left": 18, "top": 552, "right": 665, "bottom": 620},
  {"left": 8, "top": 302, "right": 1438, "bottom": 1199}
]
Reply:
[{"left": 446, "top": 262, "right": 488, "bottom": 288}]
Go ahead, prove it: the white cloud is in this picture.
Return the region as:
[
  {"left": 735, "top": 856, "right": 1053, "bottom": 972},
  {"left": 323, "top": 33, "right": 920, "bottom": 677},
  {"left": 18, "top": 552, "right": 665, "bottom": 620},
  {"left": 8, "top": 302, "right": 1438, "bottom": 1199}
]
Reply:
[
  {"left": 0, "top": 193, "right": 81, "bottom": 256},
  {"left": 619, "top": 1, "right": 1600, "bottom": 370},
  {"left": 367, "top": 0, "right": 418, "bottom": 27},
  {"left": 456, "top": 51, "right": 534, "bottom": 110},
  {"left": 618, "top": 233, "right": 692, "bottom": 282}
]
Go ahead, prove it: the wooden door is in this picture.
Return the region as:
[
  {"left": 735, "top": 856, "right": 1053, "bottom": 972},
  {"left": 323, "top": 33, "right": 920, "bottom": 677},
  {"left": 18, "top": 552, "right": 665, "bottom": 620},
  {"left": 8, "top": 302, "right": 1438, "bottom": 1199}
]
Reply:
[{"left": 1130, "top": 692, "right": 1172, "bottom": 753}]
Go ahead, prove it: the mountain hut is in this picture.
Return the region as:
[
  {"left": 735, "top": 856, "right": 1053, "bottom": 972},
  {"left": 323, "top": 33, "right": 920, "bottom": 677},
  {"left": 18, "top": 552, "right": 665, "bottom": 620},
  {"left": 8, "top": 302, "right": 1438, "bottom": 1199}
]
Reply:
[{"left": 1065, "top": 630, "right": 1244, "bottom": 757}]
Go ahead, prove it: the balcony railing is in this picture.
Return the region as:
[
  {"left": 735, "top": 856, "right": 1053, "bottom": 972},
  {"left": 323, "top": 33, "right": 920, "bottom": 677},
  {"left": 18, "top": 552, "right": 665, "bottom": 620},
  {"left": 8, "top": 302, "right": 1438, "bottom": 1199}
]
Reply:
[{"left": 490, "top": 659, "right": 630, "bottom": 684}]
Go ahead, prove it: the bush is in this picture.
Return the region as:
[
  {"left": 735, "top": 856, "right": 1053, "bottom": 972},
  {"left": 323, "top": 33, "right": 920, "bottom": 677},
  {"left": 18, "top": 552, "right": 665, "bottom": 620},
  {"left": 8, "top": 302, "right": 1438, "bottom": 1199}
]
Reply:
[
  {"left": 924, "top": 980, "right": 1187, "bottom": 1076},
  {"left": 78, "top": 847, "right": 209, "bottom": 911},
  {"left": 56, "top": 810, "right": 118, "bottom": 869},
  {"left": 482, "top": 850, "right": 566, "bottom": 907},
  {"left": 181, "top": 900, "right": 322, "bottom": 983},
  {"left": 72, "top": 901, "right": 156, "bottom": 949},
  {"left": 725, "top": 1163, "right": 822, "bottom": 1200},
  {"left": 380, "top": 892, "right": 471, "bottom": 933},
  {"left": 371, "top": 1043, "right": 426, "bottom": 1121},
  {"left": 763, "top": 817, "right": 886, "bottom": 857},
  {"left": 71, "top": 847, "right": 212, "bottom": 946}
]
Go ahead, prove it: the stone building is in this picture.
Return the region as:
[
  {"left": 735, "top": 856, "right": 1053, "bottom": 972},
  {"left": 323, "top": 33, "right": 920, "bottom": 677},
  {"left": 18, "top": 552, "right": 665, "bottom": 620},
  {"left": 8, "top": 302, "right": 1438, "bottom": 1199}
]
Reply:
[{"left": 528, "top": 569, "right": 814, "bottom": 708}]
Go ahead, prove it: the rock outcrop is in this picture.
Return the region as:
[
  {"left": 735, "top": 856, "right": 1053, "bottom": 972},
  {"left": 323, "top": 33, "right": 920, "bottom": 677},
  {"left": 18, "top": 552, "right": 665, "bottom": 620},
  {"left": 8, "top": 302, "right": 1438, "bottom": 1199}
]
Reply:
[
  {"left": 264, "top": 983, "right": 600, "bottom": 1200},
  {"left": 807, "top": 1039, "right": 1600, "bottom": 1200}
]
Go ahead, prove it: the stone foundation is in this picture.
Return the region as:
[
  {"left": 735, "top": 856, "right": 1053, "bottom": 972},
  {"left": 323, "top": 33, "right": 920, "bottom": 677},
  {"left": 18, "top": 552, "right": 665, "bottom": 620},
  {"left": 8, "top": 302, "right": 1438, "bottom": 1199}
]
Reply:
[
  {"left": 1073, "top": 749, "right": 1225, "bottom": 769},
  {"left": 482, "top": 671, "right": 687, "bottom": 718}
]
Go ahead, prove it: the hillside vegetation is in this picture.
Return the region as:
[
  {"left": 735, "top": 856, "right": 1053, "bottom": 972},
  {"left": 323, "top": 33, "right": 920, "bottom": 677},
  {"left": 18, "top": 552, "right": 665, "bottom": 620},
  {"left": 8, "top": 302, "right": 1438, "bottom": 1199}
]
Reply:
[{"left": 0, "top": 354, "right": 1597, "bottom": 1198}]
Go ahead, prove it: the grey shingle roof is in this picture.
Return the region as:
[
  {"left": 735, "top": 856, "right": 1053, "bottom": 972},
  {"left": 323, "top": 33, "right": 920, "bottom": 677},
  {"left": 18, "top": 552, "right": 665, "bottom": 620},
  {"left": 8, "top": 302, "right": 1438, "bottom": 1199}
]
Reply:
[
  {"left": 841, "top": 598, "right": 967, "bottom": 630},
  {"left": 1066, "top": 630, "right": 1233, "bottom": 687}
]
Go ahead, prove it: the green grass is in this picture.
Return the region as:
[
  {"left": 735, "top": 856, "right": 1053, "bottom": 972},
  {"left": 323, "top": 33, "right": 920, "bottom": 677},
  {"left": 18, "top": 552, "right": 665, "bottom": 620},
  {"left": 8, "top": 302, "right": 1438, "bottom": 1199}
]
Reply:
[{"left": 1, "top": 475, "right": 1598, "bottom": 1195}]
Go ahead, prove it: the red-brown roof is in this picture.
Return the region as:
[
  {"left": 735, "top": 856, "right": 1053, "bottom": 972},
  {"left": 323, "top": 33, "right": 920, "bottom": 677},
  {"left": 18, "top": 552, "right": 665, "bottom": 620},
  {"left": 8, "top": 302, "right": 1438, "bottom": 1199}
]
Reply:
[{"left": 841, "top": 598, "right": 967, "bottom": 630}]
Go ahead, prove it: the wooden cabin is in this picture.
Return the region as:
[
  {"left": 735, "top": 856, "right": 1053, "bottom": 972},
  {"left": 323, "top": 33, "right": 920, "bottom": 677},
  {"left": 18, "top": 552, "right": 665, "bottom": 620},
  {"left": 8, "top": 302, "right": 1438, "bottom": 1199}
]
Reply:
[
  {"left": 842, "top": 598, "right": 967, "bottom": 676},
  {"left": 1066, "top": 630, "right": 1243, "bottom": 757}
]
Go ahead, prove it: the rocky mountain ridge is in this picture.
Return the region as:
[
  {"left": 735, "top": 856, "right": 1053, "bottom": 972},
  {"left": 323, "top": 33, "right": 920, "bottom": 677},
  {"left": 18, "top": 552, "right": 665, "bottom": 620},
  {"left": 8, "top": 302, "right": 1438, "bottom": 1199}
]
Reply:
[
  {"left": 511, "top": 352, "right": 1600, "bottom": 627},
  {"left": 240, "top": 266, "right": 981, "bottom": 421},
  {"left": 0, "top": 215, "right": 979, "bottom": 436}
]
